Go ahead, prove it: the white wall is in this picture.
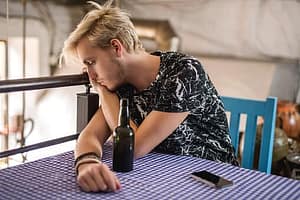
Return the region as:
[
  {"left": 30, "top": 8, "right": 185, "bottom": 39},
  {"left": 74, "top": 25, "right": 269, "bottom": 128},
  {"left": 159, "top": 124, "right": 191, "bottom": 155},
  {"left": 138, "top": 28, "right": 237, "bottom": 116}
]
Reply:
[
  {"left": 201, "top": 57, "right": 276, "bottom": 100},
  {"left": 121, "top": 0, "right": 300, "bottom": 61}
]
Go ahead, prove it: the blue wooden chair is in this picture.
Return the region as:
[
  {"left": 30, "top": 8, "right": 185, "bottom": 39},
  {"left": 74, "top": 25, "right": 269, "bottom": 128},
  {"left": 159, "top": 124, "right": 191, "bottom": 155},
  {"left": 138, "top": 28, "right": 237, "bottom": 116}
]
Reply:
[{"left": 221, "top": 96, "right": 277, "bottom": 174}]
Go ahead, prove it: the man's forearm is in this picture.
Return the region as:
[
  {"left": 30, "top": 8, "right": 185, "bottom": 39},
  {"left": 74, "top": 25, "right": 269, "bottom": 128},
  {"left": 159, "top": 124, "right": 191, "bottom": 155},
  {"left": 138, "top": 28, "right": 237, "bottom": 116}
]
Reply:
[
  {"left": 98, "top": 88, "right": 120, "bottom": 132},
  {"left": 99, "top": 86, "right": 138, "bottom": 135},
  {"left": 75, "top": 107, "right": 111, "bottom": 159},
  {"left": 75, "top": 130, "right": 103, "bottom": 158}
]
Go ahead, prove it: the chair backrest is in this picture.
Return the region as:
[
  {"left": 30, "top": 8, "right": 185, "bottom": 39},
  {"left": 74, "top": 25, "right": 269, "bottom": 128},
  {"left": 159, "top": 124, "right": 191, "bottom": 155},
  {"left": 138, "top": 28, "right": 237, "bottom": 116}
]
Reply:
[{"left": 220, "top": 96, "right": 277, "bottom": 174}]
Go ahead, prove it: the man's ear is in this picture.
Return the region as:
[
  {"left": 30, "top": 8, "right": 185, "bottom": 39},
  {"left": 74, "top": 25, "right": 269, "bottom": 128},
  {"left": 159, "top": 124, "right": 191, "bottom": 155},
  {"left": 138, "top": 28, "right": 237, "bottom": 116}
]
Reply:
[{"left": 110, "top": 39, "right": 122, "bottom": 57}]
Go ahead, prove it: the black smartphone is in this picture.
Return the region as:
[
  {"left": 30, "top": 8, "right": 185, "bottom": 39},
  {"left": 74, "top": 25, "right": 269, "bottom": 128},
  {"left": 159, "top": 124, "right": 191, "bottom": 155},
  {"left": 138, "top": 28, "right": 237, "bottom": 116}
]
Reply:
[{"left": 191, "top": 170, "right": 233, "bottom": 189}]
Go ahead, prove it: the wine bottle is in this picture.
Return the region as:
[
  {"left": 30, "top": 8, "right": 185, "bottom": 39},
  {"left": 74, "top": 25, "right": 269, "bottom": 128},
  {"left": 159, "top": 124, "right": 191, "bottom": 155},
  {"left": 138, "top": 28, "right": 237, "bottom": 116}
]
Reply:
[{"left": 113, "top": 98, "right": 134, "bottom": 172}]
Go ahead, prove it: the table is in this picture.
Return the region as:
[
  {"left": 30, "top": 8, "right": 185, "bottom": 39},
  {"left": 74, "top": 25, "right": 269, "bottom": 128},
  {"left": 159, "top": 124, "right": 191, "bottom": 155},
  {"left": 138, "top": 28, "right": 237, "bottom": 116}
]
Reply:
[{"left": 0, "top": 143, "right": 299, "bottom": 200}]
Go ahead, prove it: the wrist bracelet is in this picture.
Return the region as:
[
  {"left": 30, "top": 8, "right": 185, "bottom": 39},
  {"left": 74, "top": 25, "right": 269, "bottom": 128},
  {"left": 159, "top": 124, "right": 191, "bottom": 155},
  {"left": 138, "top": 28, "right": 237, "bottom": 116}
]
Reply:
[
  {"left": 75, "top": 157, "right": 102, "bottom": 175},
  {"left": 74, "top": 152, "right": 100, "bottom": 168}
]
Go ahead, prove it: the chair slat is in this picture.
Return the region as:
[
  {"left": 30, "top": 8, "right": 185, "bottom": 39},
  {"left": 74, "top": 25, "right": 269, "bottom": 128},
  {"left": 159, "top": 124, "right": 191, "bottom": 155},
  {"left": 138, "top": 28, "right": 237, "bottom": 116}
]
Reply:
[
  {"left": 242, "top": 114, "right": 258, "bottom": 169},
  {"left": 229, "top": 112, "right": 241, "bottom": 156},
  {"left": 258, "top": 97, "right": 277, "bottom": 174}
]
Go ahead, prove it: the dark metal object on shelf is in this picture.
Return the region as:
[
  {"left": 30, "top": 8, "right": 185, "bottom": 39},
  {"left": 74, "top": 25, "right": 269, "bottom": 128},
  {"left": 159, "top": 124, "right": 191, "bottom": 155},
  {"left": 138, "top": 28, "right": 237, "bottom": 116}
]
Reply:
[
  {"left": 76, "top": 91, "right": 99, "bottom": 133},
  {"left": 286, "top": 152, "right": 300, "bottom": 180}
]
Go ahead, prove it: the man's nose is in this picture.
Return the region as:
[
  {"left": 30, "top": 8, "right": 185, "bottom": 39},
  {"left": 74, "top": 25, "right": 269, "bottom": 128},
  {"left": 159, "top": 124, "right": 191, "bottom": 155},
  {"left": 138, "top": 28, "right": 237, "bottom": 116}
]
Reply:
[{"left": 87, "top": 68, "right": 97, "bottom": 80}]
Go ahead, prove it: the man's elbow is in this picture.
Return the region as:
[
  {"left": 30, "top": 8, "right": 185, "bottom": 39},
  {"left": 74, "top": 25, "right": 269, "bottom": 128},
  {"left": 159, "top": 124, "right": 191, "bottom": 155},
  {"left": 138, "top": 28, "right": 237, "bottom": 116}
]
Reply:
[{"left": 134, "top": 146, "right": 149, "bottom": 160}]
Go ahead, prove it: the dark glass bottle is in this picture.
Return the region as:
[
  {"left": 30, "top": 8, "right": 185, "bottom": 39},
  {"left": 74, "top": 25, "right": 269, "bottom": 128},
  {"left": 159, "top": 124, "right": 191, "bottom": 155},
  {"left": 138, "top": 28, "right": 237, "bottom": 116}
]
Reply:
[{"left": 113, "top": 98, "right": 134, "bottom": 172}]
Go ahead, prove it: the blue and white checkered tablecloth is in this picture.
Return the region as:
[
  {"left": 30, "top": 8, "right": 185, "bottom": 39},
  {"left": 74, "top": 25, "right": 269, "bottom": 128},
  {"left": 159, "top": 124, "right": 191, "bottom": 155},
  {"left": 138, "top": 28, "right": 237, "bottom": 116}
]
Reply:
[{"left": 0, "top": 143, "right": 299, "bottom": 200}]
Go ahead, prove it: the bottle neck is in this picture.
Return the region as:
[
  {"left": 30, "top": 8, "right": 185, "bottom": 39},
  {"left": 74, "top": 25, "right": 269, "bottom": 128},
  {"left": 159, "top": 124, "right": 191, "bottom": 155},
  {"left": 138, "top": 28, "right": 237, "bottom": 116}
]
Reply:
[{"left": 118, "top": 105, "right": 130, "bottom": 127}]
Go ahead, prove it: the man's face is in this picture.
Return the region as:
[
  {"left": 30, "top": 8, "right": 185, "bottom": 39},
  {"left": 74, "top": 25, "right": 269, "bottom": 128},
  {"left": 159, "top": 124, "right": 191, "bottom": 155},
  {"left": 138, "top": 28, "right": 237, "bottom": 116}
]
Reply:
[{"left": 76, "top": 37, "right": 125, "bottom": 91}]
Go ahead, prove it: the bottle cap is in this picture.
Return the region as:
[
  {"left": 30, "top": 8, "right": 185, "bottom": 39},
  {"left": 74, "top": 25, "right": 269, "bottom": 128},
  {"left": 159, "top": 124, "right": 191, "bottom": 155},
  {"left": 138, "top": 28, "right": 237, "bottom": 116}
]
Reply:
[{"left": 120, "top": 98, "right": 129, "bottom": 107}]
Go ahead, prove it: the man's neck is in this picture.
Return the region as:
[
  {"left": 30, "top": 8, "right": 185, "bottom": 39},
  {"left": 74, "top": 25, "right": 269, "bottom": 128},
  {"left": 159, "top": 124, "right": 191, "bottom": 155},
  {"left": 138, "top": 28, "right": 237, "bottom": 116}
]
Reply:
[{"left": 124, "top": 51, "right": 161, "bottom": 92}]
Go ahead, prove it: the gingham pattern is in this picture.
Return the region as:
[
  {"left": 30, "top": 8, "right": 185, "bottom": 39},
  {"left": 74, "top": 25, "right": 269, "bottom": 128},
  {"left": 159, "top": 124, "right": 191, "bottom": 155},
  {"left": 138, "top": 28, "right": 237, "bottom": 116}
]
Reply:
[{"left": 0, "top": 144, "right": 299, "bottom": 200}]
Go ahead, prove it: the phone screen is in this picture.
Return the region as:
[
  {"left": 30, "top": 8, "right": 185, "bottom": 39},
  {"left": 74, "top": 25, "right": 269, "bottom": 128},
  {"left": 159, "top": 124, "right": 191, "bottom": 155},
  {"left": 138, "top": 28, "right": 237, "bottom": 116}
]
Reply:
[{"left": 191, "top": 170, "right": 233, "bottom": 189}]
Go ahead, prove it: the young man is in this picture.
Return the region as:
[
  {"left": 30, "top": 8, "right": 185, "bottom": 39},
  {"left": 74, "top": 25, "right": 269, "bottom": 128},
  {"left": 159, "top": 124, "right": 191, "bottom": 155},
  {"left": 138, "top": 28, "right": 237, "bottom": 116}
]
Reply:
[{"left": 62, "top": 0, "right": 238, "bottom": 193}]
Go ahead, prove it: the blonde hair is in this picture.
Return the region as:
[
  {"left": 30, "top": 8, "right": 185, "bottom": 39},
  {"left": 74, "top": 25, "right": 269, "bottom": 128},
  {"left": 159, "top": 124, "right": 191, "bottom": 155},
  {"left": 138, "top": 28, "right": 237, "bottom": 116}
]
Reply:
[{"left": 60, "top": 0, "right": 143, "bottom": 65}]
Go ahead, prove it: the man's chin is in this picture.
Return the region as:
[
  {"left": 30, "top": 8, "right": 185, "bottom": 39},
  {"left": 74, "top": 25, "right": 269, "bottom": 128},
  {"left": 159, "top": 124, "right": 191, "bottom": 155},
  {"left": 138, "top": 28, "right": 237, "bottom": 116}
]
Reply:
[
  {"left": 106, "top": 85, "right": 118, "bottom": 92},
  {"left": 107, "top": 83, "right": 132, "bottom": 93}
]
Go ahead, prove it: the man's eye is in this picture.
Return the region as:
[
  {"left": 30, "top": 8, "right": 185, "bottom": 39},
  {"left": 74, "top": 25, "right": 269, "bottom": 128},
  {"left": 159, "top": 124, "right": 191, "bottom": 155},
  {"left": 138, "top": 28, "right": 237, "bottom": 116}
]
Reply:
[{"left": 84, "top": 60, "right": 95, "bottom": 66}]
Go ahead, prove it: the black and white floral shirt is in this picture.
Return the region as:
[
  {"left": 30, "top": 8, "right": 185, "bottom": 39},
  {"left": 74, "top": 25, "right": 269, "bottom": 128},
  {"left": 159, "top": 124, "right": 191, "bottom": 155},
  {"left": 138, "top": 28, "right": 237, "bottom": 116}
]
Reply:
[{"left": 117, "top": 51, "right": 238, "bottom": 165}]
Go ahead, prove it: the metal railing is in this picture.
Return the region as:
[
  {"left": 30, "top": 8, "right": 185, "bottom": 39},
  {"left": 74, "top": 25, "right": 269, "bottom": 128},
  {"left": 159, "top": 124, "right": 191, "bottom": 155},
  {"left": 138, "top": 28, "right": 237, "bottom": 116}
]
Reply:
[
  {"left": 0, "top": 73, "right": 89, "bottom": 93},
  {"left": 0, "top": 72, "right": 98, "bottom": 159}
]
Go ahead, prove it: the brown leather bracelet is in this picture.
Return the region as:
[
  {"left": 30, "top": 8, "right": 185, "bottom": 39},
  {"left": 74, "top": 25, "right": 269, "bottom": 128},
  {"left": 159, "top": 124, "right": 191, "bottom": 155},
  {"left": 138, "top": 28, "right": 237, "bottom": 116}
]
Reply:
[
  {"left": 74, "top": 152, "right": 100, "bottom": 168},
  {"left": 75, "top": 157, "right": 102, "bottom": 175}
]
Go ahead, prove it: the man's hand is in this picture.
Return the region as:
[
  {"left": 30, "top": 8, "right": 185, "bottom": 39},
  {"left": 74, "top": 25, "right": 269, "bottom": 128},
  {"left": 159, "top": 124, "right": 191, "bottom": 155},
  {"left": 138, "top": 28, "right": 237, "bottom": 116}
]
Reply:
[
  {"left": 89, "top": 78, "right": 104, "bottom": 94},
  {"left": 89, "top": 78, "right": 117, "bottom": 100},
  {"left": 77, "top": 162, "right": 121, "bottom": 192}
]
